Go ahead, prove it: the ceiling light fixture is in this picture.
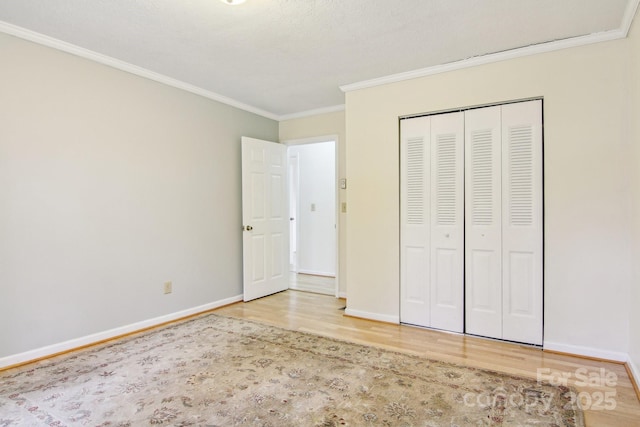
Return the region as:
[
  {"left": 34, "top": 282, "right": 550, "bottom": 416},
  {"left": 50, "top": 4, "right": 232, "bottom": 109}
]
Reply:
[{"left": 220, "top": 0, "right": 246, "bottom": 5}]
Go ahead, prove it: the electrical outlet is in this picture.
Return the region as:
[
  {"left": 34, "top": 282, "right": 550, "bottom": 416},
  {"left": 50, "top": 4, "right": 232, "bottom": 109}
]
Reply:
[{"left": 164, "top": 281, "right": 172, "bottom": 294}]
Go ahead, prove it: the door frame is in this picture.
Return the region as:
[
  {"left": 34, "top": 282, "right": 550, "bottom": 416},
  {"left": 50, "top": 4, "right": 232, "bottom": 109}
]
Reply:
[{"left": 282, "top": 134, "right": 340, "bottom": 298}]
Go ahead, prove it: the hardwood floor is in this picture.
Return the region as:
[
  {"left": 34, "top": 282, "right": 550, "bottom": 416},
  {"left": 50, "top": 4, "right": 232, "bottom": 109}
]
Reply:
[
  {"left": 215, "top": 290, "right": 640, "bottom": 427},
  {"left": 288, "top": 272, "right": 335, "bottom": 295}
]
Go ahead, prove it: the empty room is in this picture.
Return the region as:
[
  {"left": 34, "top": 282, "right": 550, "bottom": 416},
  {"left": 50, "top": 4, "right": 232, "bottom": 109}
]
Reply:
[{"left": 1, "top": 1, "right": 640, "bottom": 425}]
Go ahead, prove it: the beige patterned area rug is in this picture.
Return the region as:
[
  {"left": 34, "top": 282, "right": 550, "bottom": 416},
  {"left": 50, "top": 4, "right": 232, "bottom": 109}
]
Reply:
[{"left": 0, "top": 313, "right": 584, "bottom": 426}]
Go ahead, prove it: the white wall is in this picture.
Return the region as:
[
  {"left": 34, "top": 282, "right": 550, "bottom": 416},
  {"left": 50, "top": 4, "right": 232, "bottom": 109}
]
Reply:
[
  {"left": 0, "top": 32, "right": 278, "bottom": 361},
  {"left": 345, "top": 35, "right": 634, "bottom": 358},
  {"left": 289, "top": 142, "right": 336, "bottom": 276},
  {"left": 629, "top": 8, "right": 640, "bottom": 379},
  {"left": 279, "top": 111, "right": 347, "bottom": 296}
]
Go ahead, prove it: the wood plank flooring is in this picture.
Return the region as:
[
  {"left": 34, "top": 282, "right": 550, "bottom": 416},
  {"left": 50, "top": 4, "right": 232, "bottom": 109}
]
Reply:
[
  {"left": 288, "top": 272, "right": 335, "bottom": 295},
  {"left": 214, "top": 290, "right": 640, "bottom": 427}
]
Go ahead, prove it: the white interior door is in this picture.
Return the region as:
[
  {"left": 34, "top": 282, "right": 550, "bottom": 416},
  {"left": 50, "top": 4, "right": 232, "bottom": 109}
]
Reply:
[
  {"left": 501, "top": 100, "right": 543, "bottom": 345},
  {"left": 241, "top": 137, "right": 289, "bottom": 302},
  {"left": 429, "top": 112, "right": 464, "bottom": 332},
  {"left": 465, "top": 105, "right": 503, "bottom": 339}
]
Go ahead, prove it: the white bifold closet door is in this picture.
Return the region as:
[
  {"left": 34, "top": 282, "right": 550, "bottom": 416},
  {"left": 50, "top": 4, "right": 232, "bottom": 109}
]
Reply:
[
  {"left": 465, "top": 100, "right": 543, "bottom": 345},
  {"left": 401, "top": 100, "right": 542, "bottom": 345},
  {"left": 400, "top": 111, "right": 464, "bottom": 333},
  {"left": 464, "top": 105, "right": 503, "bottom": 339},
  {"left": 501, "top": 100, "right": 543, "bottom": 345}
]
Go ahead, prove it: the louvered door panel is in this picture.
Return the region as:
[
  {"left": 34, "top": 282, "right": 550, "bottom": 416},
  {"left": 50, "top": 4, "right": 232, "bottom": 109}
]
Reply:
[
  {"left": 464, "top": 106, "right": 503, "bottom": 340},
  {"left": 501, "top": 100, "right": 543, "bottom": 345},
  {"left": 429, "top": 112, "right": 464, "bottom": 332},
  {"left": 400, "top": 101, "right": 543, "bottom": 344},
  {"left": 400, "top": 116, "right": 431, "bottom": 327}
]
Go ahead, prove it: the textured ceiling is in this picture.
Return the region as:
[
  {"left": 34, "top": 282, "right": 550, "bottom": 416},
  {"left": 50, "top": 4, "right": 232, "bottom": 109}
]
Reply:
[{"left": 0, "top": 0, "right": 636, "bottom": 119}]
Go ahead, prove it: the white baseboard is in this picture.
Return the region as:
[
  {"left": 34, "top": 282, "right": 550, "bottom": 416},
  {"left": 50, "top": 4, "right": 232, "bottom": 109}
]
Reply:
[
  {"left": 543, "top": 341, "right": 628, "bottom": 362},
  {"left": 344, "top": 308, "right": 399, "bottom": 324},
  {"left": 296, "top": 269, "right": 335, "bottom": 277},
  {"left": 338, "top": 291, "right": 347, "bottom": 299},
  {"left": 628, "top": 357, "right": 640, "bottom": 387},
  {"left": 0, "top": 294, "right": 243, "bottom": 369}
]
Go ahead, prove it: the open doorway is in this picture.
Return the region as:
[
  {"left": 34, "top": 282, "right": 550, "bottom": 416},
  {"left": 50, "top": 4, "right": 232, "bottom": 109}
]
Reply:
[{"left": 286, "top": 137, "right": 338, "bottom": 296}]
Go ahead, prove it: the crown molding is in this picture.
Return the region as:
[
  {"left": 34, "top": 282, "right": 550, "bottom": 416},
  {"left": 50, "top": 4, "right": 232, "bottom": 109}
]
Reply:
[
  {"left": 277, "top": 104, "right": 345, "bottom": 121},
  {"left": 0, "top": 21, "right": 280, "bottom": 121},
  {"left": 2, "top": 0, "right": 637, "bottom": 120},
  {"left": 341, "top": 0, "right": 639, "bottom": 93},
  {"left": 341, "top": 30, "right": 626, "bottom": 93}
]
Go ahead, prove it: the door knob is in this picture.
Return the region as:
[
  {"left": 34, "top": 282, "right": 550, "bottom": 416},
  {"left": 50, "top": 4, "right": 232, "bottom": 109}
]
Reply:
[{"left": 245, "top": 225, "right": 253, "bottom": 231}]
